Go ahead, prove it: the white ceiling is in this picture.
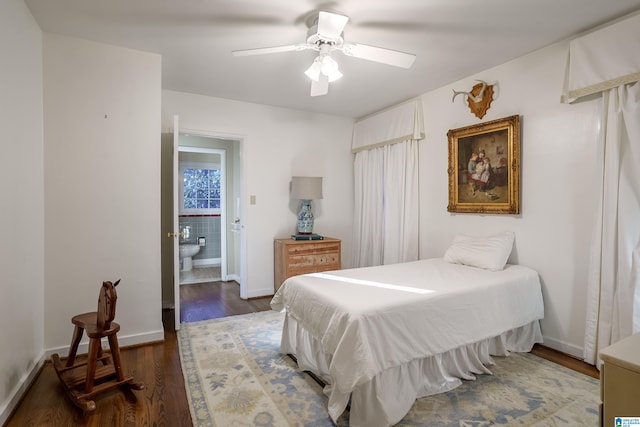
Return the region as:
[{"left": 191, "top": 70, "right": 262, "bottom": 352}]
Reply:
[{"left": 24, "top": 0, "right": 640, "bottom": 118}]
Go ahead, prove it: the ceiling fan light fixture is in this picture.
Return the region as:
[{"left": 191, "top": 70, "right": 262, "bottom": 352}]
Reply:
[
  {"left": 326, "top": 67, "right": 343, "bottom": 82},
  {"left": 305, "top": 54, "right": 342, "bottom": 83},
  {"left": 320, "top": 55, "right": 342, "bottom": 82},
  {"left": 304, "top": 58, "right": 322, "bottom": 81}
]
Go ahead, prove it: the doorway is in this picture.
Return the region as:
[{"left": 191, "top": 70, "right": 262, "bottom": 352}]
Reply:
[
  {"left": 178, "top": 133, "right": 240, "bottom": 261},
  {"left": 161, "top": 127, "right": 244, "bottom": 327}
]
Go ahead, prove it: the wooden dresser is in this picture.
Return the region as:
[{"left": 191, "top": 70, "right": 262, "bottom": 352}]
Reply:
[
  {"left": 599, "top": 332, "right": 640, "bottom": 427},
  {"left": 273, "top": 237, "right": 341, "bottom": 292}
]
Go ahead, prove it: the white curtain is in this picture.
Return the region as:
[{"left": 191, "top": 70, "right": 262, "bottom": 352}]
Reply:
[
  {"left": 561, "top": 13, "right": 640, "bottom": 103},
  {"left": 561, "top": 12, "right": 640, "bottom": 364},
  {"left": 352, "top": 147, "right": 385, "bottom": 267},
  {"left": 351, "top": 99, "right": 423, "bottom": 267},
  {"left": 584, "top": 82, "right": 640, "bottom": 365},
  {"left": 383, "top": 140, "right": 419, "bottom": 265}
]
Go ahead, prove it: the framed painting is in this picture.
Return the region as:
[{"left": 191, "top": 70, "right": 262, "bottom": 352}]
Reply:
[{"left": 447, "top": 115, "right": 520, "bottom": 214}]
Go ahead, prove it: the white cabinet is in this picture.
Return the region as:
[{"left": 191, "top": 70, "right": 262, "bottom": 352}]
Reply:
[{"left": 599, "top": 333, "right": 640, "bottom": 427}]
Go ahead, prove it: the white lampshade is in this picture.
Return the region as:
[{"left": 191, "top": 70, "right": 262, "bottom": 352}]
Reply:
[{"left": 291, "top": 176, "right": 323, "bottom": 200}]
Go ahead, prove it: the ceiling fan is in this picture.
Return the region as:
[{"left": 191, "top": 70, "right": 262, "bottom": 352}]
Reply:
[{"left": 232, "top": 10, "right": 416, "bottom": 96}]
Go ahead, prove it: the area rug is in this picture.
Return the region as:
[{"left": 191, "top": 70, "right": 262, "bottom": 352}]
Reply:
[{"left": 178, "top": 310, "right": 600, "bottom": 426}]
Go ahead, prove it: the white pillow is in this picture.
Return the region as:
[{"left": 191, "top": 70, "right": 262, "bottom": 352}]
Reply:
[{"left": 443, "top": 231, "right": 515, "bottom": 271}]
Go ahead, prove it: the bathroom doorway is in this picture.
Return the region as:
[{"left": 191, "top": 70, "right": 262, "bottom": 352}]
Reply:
[
  {"left": 177, "top": 133, "right": 242, "bottom": 318},
  {"left": 177, "top": 146, "right": 225, "bottom": 284},
  {"left": 162, "top": 117, "right": 246, "bottom": 329}
]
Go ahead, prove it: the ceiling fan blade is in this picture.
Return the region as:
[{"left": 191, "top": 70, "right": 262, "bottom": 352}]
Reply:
[
  {"left": 310, "top": 74, "right": 329, "bottom": 97},
  {"left": 317, "top": 11, "right": 349, "bottom": 41},
  {"left": 341, "top": 43, "right": 416, "bottom": 68},
  {"left": 232, "top": 44, "right": 308, "bottom": 56}
]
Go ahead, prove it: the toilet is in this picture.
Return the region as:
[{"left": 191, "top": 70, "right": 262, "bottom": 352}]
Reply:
[{"left": 179, "top": 244, "right": 200, "bottom": 271}]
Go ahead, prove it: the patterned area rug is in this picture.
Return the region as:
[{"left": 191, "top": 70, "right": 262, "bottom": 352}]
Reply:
[{"left": 178, "top": 310, "right": 600, "bottom": 426}]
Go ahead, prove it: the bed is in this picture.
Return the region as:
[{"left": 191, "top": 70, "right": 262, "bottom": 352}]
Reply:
[{"left": 270, "top": 233, "right": 544, "bottom": 427}]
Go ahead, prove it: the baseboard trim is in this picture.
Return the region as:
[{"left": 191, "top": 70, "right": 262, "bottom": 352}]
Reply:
[
  {"left": 245, "top": 287, "right": 274, "bottom": 299},
  {"left": 192, "top": 258, "right": 221, "bottom": 267},
  {"left": 0, "top": 351, "right": 46, "bottom": 426},
  {"left": 541, "top": 335, "right": 584, "bottom": 360},
  {"left": 44, "top": 329, "right": 165, "bottom": 359},
  {"left": 225, "top": 273, "right": 240, "bottom": 282}
]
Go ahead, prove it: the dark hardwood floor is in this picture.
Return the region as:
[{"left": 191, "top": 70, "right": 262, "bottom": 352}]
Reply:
[
  {"left": 4, "top": 280, "right": 598, "bottom": 426},
  {"left": 530, "top": 342, "right": 599, "bottom": 379},
  {"left": 179, "top": 280, "right": 272, "bottom": 322}
]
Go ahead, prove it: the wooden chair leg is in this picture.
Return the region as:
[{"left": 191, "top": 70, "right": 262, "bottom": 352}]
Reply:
[
  {"left": 96, "top": 341, "right": 108, "bottom": 366},
  {"left": 107, "top": 334, "right": 125, "bottom": 382},
  {"left": 84, "top": 337, "right": 101, "bottom": 393},
  {"left": 65, "top": 326, "right": 84, "bottom": 367}
]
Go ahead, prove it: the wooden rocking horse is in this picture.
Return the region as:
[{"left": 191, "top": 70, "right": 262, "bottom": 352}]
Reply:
[{"left": 51, "top": 279, "right": 144, "bottom": 414}]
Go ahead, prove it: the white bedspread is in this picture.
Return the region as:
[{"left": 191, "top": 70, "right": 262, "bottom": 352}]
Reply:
[{"left": 271, "top": 258, "right": 544, "bottom": 424}]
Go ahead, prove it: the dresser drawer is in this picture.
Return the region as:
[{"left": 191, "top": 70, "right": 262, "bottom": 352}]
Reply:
[
  {"left": 288, "top": 252, "right": 340, "bottom": 272},
  {"left": 287, "top": 241, "right": 341, "bottom": 256}
]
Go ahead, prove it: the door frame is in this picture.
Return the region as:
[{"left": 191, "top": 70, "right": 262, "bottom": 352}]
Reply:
[{"left": 171, "top": 122, "right": 247, "bottom": 329}]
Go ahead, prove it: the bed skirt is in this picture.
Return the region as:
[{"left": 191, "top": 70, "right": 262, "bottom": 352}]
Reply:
[{"left": 280, "top": 313, "right": 543, "bottom": 427}]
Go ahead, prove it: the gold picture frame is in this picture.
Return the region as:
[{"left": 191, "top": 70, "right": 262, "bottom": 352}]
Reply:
[{"left": 447, "top": 115, "right": 520, "bottom": 214}]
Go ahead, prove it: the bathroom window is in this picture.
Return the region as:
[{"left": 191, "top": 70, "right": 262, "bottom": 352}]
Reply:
[{"left": 180, "top": 162, "right": 221, "bottom": 214}]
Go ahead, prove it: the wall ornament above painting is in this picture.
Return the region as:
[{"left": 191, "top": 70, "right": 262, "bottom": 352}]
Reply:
[
  {"left": 452, "top": 80, "right": 497, "bottom": 119},
  {"left": 447, "top": 115, "right": 520, "bottom": 214}
]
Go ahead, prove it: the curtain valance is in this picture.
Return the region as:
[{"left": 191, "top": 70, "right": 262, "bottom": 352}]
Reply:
[
  {"left": 562, "top": 13, "right": 640, "bottom": 103},
  {"left": 351, "top": 98, "right": 424, "bottom": 153}
]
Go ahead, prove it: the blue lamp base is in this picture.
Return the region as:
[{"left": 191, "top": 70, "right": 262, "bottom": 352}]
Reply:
[{"left": 297, "top": 199, "right": 314, "bottom": 234}]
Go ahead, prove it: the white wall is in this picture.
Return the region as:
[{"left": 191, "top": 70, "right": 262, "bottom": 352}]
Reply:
[
  {"left": 0, "top": 1, "right": 45, "bottom": 422},
  {"left": 418, "top": 40, "right": 599, "bottom": 357},
  {"left": 162, "top": 90, "right": 355, "bottom": 297},
  {"left": 43, "top": 34, "right": 164, "bottom": 351}
]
